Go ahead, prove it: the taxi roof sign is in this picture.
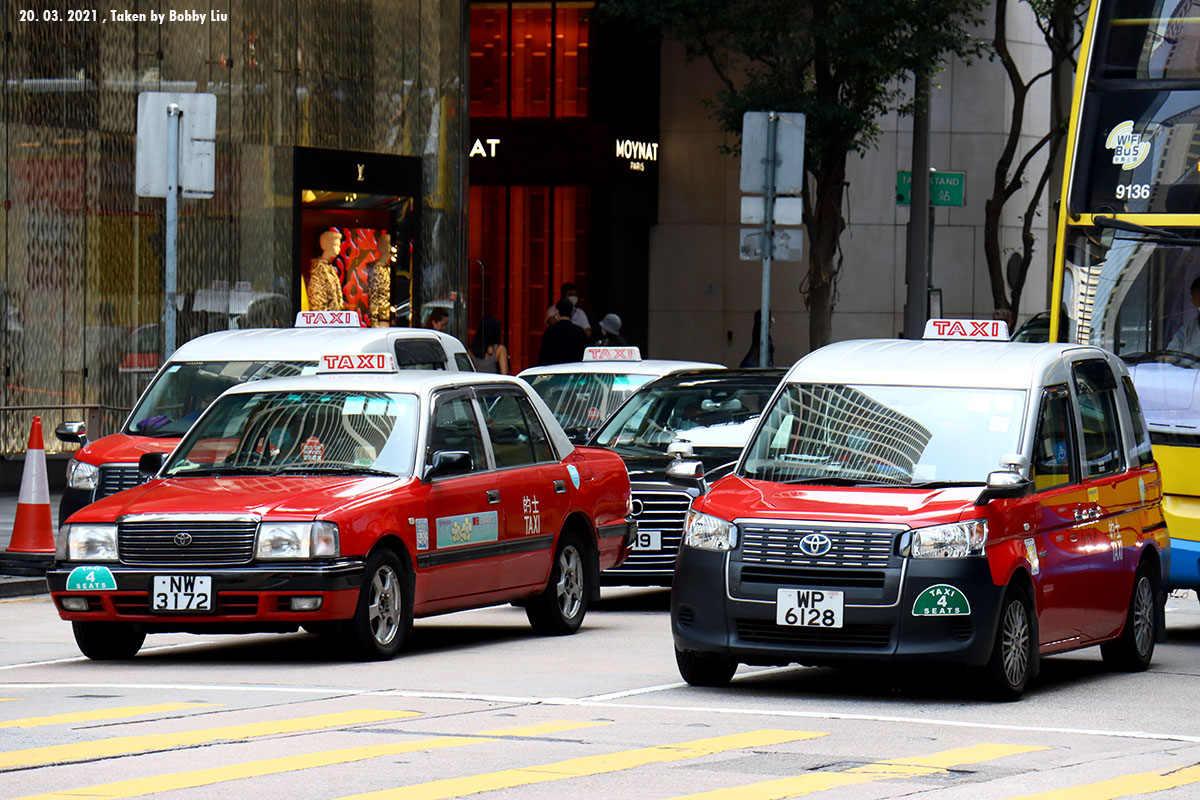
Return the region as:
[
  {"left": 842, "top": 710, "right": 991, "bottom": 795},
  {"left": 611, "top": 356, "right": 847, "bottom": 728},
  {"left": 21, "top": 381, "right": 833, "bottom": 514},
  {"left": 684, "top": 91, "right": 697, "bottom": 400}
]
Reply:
[
  {"left": 583, "top": 346, "right": 642, "bottom": 362},
  {"left": 923, "top": 319, "right": 1010, "bottom": 341},
  {"left": 295, "top": 310, "right": 362, "bottom": 328},
  {"left": 317, "top": 353, "right": 396, "bottom": 373}
]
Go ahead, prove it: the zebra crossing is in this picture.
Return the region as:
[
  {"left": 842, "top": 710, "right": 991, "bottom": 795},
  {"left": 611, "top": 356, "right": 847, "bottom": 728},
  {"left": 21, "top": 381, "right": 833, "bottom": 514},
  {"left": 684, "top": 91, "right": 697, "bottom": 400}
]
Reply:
[{"left": 0, "top": 696, "right": 1196, "bottom": 800}]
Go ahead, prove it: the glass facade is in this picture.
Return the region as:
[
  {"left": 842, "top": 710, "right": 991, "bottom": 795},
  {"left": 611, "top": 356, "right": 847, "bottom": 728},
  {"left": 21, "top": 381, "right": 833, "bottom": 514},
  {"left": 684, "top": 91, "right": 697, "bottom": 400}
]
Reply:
[{"left": 0, "top": 1, "right": 467, "bottom": 457}]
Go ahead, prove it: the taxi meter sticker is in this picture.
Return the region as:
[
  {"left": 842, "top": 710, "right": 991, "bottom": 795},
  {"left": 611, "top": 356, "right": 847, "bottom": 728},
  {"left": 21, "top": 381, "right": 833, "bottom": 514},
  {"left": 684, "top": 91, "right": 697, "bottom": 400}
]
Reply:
[
  {"left": 912, "top": 584, "right": 971, "bottom": 616},
  {"left": 301, "top": 436, "right": 324, "bottom": 462},
  {"left": 66, "top": 566, "right": 117, "bottom": 591},
  {"left": 587, "top": 407, "right": 600, "bottom": 421}
]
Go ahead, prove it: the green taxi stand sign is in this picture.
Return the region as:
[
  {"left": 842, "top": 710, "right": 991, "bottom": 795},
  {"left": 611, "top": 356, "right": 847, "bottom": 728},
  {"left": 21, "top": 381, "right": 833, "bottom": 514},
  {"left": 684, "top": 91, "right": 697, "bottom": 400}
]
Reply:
[
  {"left": 896, "top": 171, "right": 966, "bottom": 207},
  {"left": 912, "top": 584, "right": 971, "bottom": 616},
  {"left": 66, "top": 566, "right": 117, "bottom": 591}
]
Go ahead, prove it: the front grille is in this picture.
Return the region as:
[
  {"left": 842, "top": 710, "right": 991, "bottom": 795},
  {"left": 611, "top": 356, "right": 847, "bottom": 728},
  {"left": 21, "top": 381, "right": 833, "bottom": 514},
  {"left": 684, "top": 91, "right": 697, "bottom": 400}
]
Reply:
[
  {"left": 98, "top": 465, "right": 145, "bottom": 499},
  {"left": 112, "top": 593, "right": 260, "bottom": 616},
  {"left": 118, "top": 517, "right": 259, "bottom": 566},
  {"left": 610, "top": 488, "right": 692, "bottom": 574},
  {"left": 735, "top": 618, "right": 892, "bottom": 648},
  {"left": 739, "top": 565, "right": 887, "bottom": 589},
  {"left": 739, "top": 523, "right": 899, "bottom": 569}
]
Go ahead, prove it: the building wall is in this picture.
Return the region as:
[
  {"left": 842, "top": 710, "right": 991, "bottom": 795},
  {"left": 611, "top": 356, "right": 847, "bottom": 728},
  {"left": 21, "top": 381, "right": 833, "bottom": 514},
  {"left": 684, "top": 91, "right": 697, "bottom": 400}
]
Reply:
[
  {"left": 649, "top": 2, "right": 1055, "bottom": 367},
  {"left": 0, "top": 0, "right": 467, "bottom": 455}
]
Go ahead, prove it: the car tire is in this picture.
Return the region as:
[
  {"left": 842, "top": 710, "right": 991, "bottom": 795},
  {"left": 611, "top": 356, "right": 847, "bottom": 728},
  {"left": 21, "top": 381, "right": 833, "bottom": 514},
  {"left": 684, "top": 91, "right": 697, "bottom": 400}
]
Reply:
[
  {"left": 345, "top": 548, "right": 413, "bottom": 661},
  {"left": 675, "top": 646, "right": 737, "bottom": 687},
  {"left": 985, "top": 583, "right": 1034, "bottom": 701},
  {"left": 526, "top": 532, "right": 590, "bottom": 635},
  {"left": 72, "top": 621, "right": 145, "bottom": 660},
  {"left": 1101, "top": 561, "right": 1158, "bottom": 672}
]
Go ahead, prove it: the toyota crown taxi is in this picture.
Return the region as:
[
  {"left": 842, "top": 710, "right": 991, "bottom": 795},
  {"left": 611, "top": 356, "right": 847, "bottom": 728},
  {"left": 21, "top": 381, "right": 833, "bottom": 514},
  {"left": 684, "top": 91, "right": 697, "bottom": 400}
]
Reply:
[
  {"left": 668, "top": 321, "right": 1168, "bottom": 699},
  {"left": 48, "top": 354, "right": 634, "bottom": 660}
]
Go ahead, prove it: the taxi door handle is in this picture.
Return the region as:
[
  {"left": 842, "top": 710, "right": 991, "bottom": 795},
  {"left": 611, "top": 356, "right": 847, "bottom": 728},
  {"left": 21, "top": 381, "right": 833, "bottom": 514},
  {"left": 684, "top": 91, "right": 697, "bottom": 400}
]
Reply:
[
  {"left": 554, "top": 480, "right": 566, "bottom": 493},
  {"left": 486, "top": 489, "right": 500, "bottom": 504}
]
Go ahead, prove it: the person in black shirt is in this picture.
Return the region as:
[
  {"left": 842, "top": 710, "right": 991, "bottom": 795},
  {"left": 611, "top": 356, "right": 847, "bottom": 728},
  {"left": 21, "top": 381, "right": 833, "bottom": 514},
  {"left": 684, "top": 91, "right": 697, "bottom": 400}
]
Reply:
[{"left": 538, "top": 298, "right": 588, "bottom": 365}]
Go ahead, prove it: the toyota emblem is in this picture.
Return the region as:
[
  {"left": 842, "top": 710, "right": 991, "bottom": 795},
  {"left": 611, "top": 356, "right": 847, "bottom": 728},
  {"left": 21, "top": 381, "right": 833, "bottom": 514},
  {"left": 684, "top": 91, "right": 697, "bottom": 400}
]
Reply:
[
  {"left": 629, "top": 498, "right": 644, "bottom": 517},
  {"left": 173, "top": 532, "right": 193, "bottom": 548},
  {"left": 798, "top": 532, "right": 833, "bottom": 557}
]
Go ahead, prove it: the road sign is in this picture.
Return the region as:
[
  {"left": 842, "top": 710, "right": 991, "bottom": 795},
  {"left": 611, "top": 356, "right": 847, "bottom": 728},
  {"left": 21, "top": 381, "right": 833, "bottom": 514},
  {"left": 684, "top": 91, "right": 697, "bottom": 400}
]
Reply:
[
  {"left": 136, "top": 92, "right": 217, "bottom": 198},
  {"left": 741, "top": 196, "right": 803, "bottom": 226},
  {"left": 896, "top": 171, "right": 966, "bottom": 207},
  {"left": 740, "top": 112, "right": 806, "bottom": 195},
  {"left": 740, "top": 228, "right": 803, "bottom": 261}
]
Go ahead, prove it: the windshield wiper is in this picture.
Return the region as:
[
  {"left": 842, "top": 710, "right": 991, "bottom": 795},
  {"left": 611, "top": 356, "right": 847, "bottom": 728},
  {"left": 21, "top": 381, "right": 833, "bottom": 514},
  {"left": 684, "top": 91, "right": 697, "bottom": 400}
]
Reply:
[
  {"left": 904, "top": 480, "right": 985, "bottom": 489},
  {"left": 783, "top": 476, "right": 884, "bottom": 486},
  {"left": 279, "top": 465, "right": 398, "bottom": 477},
  {"left": 1094, "top": 215, "right": 1200, "bottom": 245},
  {"left": 168, "top": 466, "right": 273, "bottom": 477}
]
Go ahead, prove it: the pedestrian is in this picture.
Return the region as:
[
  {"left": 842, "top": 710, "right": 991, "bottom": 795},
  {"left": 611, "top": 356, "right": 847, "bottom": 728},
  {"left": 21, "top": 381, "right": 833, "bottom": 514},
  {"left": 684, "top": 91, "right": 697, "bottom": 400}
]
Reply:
[
  {"left": 739, "top": 309, "right": 775, "bottom": 368},
  {"left": 425, "top": 307, "right": 450, "bottom": 331},
  {"left": 544, "top": 282, "right": 591, "bottom": 338},
  {"left": 595, "top": 313, "right": 626, "bottom": 347},
  {"left": 538, "top": 298, "right": 589, "bottom": 365},
  {"left": 470, "top": 315, "right": 510, "bottom": 374}
]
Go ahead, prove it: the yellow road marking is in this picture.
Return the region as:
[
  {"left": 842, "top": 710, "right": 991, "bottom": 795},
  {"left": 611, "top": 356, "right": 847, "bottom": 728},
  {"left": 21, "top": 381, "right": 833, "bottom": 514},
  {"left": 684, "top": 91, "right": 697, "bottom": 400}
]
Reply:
[
  {"left": 0, "top": 702, "right": 220, "bottom": 729},
  {"left": 337, "top": 729, "right": 825, "bottom": 800},
  {"left": 667, "top": 742, "right": 1048, "bottom": 799},
  {"left": 1006, "top": 763, "right": 1200, "bottom": 799},
  {"left": 0, "top": 709, "right": 418, "bottom": 770},
  {"left": 10, "top": 722, "right": 604, "bottom": 800}
]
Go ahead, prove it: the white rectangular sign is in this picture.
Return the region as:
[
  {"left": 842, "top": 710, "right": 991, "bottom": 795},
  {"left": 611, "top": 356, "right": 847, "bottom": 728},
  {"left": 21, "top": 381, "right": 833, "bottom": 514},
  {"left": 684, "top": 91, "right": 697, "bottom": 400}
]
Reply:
[
  {"left": 740, "top": 196, "right": 804, "bottom": 226},
  {"left": 136, "top": 92, "right": 217, "bottom": 198}
]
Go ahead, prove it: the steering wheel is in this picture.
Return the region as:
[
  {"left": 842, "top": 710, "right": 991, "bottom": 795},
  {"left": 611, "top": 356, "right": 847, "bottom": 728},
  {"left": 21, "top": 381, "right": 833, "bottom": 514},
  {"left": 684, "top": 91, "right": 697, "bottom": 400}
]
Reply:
[{"left": 1122, "top": 349, "right": 1200, "bottom": 367}]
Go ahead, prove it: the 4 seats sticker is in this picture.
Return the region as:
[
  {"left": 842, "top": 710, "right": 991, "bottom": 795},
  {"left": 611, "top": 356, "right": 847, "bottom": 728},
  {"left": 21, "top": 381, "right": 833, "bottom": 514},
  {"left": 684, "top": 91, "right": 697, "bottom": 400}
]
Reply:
[{"left": 912, "top": 584, "right": 970, "bottom": 616}]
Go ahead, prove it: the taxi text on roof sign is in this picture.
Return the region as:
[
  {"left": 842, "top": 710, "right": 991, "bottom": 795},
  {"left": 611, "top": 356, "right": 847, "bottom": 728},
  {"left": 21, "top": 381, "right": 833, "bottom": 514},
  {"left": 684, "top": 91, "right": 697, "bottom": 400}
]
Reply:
[
  {"left": 295, "top": 310, "right": 362, "bottom": 328},
  {"left": 583, "top": 346, "right": 642, "bottom": 362},
  {"left": 922, "top": 319, "right": 1010, "bottom": 341},
  {"left": 317, "top": 353, "right": 396, "bottom": 373}
]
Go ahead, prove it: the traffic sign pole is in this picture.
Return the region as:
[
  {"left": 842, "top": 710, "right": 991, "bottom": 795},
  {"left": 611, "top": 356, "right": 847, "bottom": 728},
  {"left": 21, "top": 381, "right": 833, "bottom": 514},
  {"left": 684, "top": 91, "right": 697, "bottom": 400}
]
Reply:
[
  {"left": 164, "top": 103, "right": 182, "bottom": 359},
  {"left": 759, "top": 112, "right": 778, "bottom": 368}
]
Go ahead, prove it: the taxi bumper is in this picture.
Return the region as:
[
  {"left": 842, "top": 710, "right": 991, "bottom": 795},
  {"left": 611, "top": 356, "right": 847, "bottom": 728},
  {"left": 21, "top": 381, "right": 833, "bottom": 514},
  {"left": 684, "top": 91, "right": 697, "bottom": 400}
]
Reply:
[
  {"left": 671, "top": 546, "right": 1004, "bottom": 668},
  {"left": 46, "top": 560, "right": 363, "bottom": 631}
]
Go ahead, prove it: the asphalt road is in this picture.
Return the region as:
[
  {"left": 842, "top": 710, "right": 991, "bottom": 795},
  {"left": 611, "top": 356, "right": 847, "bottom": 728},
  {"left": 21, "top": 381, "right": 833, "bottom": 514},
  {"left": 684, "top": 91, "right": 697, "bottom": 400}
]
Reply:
[{"left": 3, "top": 587, "right": 1200, "bottom": 799}]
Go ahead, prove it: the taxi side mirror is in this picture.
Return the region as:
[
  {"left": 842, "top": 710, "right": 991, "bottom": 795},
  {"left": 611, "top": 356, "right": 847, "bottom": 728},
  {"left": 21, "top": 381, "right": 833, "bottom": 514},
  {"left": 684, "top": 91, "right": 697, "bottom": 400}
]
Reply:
[
  {"left": 138, "top": 452, "right": 166, "bottom": 480},
  {"left": 666, "top": 458, "right": 707, "bottom": 493},
  {"left": 974, "top": 470, "right": 1031, "bottom": 506},
  {"left": 425, "top": 450, "right": 472, "bottom": 481},
  {"left": 56, "top": 421, "right": 87, "bottom": 446}
]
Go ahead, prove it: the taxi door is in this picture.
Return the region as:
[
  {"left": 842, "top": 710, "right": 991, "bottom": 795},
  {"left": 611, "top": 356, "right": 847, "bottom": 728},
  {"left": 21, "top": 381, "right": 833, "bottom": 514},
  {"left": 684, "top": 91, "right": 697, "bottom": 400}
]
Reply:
[
  {"left": 474, "top": 386, "right": 567, "bottom": 589},
  {"left": 418, "top": 390, "right": 506, "bottom": 601},
  {"left": 1023, "top": 384, "right": 1097, "bottom": 647}
]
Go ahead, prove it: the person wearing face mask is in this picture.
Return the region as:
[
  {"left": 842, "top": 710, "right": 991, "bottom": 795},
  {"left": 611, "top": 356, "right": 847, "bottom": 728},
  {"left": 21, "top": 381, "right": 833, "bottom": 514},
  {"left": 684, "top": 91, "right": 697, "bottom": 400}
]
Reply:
[{"left": 544, "top": 282, "right": 591, "bottom": 339}]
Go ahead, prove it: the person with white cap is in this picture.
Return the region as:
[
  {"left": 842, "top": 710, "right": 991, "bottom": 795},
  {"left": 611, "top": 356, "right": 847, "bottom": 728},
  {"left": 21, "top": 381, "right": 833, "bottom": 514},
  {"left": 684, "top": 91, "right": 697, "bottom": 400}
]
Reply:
[{"left": 596, "top": 313, "right": 626, "bottom": 347}]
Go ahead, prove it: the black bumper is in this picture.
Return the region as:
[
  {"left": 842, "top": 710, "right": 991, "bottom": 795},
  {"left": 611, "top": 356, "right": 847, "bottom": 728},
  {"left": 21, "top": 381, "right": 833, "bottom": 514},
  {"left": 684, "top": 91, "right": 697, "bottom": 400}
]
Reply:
[{"left": 671, "top": 546, "right": 1005, "bottom": 668}]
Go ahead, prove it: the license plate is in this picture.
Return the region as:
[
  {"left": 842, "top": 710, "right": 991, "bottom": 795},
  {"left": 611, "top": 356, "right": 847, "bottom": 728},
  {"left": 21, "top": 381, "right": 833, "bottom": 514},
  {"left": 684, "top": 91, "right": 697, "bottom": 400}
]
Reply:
[
  {"left": 634, "top": 530, "right": 662, "bottom": 551},
  {"left": 151, "top": 576, "right": 213, "bottom": 612},
  {"left": 776, "top": 588, "right": 843, "bottom": 628}
]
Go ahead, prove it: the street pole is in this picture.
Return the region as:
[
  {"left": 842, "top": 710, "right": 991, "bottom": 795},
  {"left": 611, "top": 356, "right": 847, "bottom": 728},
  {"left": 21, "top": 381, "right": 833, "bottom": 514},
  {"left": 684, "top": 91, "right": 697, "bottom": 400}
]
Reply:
[
  {"left": 904, "top": 72, "right": 931, "bottom": 339},
  {"left": 164, "top": 103, "right": 182, "bottom": 359},
  {"left": 759, "top": 111, "right": 778, "bottom": 367}
]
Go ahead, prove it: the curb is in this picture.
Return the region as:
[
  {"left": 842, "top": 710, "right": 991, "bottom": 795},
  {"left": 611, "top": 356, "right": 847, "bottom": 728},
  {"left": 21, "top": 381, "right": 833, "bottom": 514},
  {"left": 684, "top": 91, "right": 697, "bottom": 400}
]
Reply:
[{"left": 0, "top": 576, "right": 48, "bottom": 598}]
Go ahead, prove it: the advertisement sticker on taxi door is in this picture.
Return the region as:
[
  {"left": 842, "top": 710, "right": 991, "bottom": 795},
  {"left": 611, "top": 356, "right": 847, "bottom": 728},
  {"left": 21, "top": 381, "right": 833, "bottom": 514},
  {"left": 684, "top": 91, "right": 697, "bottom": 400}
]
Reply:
[{"left": 436, "top": 511, "right": 500, "bottom": 547}]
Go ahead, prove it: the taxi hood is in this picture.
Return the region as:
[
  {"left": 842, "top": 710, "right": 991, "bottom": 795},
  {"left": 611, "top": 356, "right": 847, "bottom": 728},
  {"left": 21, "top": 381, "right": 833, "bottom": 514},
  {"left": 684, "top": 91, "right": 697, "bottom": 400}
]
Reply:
[
  {"left": 64, "top": 475, "right": 407, "bottom": 523},
  {"left": 75, "top": 433, "right": 180, "bottom": 466},
  {"left": 696, "top": 476, "right": 983, "bottom": 529}
]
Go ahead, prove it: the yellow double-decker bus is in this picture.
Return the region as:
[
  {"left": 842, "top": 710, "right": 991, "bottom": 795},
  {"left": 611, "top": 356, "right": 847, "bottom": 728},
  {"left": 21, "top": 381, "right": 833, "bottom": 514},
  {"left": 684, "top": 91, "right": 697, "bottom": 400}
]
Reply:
[{"left": 1052, "top": 0, "right": 1200, "bottom": 591}]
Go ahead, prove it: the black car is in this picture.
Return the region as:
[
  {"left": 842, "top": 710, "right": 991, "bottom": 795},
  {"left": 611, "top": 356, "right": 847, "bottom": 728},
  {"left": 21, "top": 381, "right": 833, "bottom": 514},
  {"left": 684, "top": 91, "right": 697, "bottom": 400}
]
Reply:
[{"left": 588, "top": 369, "right": 785, "bottom": 586}]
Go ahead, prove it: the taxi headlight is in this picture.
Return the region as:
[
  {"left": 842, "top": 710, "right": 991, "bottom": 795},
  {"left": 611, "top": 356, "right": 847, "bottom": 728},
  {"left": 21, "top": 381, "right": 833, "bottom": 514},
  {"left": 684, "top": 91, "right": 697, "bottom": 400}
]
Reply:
[
  {"left": 59, "top": 523, "right": 118, "bottom": 562},
  {"left": 255, "top": 521, "right": 340, "bottom": 560},
  {"left": 910, "top": 520, "right": 987, "bottom": 559},
  {"left": 682, "top": 510, "right": 737, "bottom": 551},
  {"left": 65, "top": 459, "right": 100, "bottom": 491}
]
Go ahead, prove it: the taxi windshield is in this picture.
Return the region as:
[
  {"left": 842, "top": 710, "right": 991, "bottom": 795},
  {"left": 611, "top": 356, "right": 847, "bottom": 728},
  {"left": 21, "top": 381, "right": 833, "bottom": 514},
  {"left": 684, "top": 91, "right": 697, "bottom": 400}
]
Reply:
[
  {"left": 594, "top": 378, "right": 778, "bottom": 456},
  {"left": 126, "top": 361, "right": 316, "bottom": 437},
  {"left": 163, "top": 390, "right": 419, "bottom": 477},
  {"left": 525, "top": 372, "right": 658, "bottom": 439},
  {"left": 741, "top": 383, "right": 1026, "bottom": 486}
]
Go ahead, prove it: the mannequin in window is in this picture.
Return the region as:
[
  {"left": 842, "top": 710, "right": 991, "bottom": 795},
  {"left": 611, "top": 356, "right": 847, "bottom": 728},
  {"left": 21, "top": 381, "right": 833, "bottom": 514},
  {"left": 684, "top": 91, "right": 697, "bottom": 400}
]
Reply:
[
  {"left": 308, "top": 230, "right": 344, "bottom": 312},
  {"left": 368, "top": 231, "right": 393, "bottom": 327}
]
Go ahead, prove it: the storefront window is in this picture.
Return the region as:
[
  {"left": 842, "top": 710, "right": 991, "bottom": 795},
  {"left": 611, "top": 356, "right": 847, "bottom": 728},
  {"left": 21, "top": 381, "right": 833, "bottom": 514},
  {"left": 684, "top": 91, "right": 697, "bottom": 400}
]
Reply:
[
  {"left": 471, "top": 4, "right": 509, "bottom": 117},
  {"left": 556, "top": 3, "right": 590, "bottom": 118}
]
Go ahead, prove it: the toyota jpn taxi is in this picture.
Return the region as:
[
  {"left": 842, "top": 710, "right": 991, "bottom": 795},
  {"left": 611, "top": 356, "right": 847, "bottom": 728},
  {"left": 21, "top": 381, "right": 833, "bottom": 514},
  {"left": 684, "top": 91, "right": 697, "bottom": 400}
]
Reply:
[
  {"left": 55, "top": 312, "right": 472, "bottom": 526},
  {"left": 668, "top": 320, "right": 1168, "bottom": 699},
  {"left": 48, "top": 354, "right": 634, "bottom": 661}
]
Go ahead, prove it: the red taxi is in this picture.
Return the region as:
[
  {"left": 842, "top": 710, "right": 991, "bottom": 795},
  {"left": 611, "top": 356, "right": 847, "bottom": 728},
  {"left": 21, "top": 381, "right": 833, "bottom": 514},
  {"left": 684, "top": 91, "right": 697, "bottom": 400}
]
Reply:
[
  {"left": 48, "top": 354, "right": 634, "bottom": 660},
  {"left": 668, "top": 321, "right": 1168, "bottom": 699}
]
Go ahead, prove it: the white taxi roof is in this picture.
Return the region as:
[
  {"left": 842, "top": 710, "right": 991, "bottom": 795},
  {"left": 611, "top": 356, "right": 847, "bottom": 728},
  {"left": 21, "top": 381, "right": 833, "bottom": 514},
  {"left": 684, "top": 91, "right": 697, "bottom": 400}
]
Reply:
[
  {"left": 518, "top": 359, "right": 725, "bottom": 379},
  {"left": 216, "top": 371, "right": 575, "bottom": 456},
  {"left": 786, "top": 339, "right": 1112, "bottom": 390},
  {"left": 165, "top": 327, "right": 468, "bottom": 366}
]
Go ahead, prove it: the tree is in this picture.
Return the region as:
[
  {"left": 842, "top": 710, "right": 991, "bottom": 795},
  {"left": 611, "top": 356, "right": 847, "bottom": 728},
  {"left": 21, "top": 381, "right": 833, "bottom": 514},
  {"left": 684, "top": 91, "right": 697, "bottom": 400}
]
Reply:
[
  {"left": 598, "top": 0, "right": 987, "bottom": 349},
  {"left": 983, "top": 0, "right": 1087, "bottom": 325}
]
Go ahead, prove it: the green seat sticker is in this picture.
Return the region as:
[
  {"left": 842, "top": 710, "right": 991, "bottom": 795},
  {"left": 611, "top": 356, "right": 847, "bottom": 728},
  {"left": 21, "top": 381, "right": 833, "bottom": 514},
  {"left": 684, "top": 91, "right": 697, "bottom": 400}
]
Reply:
[
  {"left": 912, "top": 583, "right": 970, "bottom": 616},
  {"left": 66, "top": 566, "right": 117, "bottom": 591}
]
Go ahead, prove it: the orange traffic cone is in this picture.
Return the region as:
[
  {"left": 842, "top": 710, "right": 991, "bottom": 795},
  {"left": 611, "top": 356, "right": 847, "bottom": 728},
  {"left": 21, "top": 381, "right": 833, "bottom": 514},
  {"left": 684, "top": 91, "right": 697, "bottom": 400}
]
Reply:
[{"left": 2, "top": 417, "right": 55, "bottom": 575}]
